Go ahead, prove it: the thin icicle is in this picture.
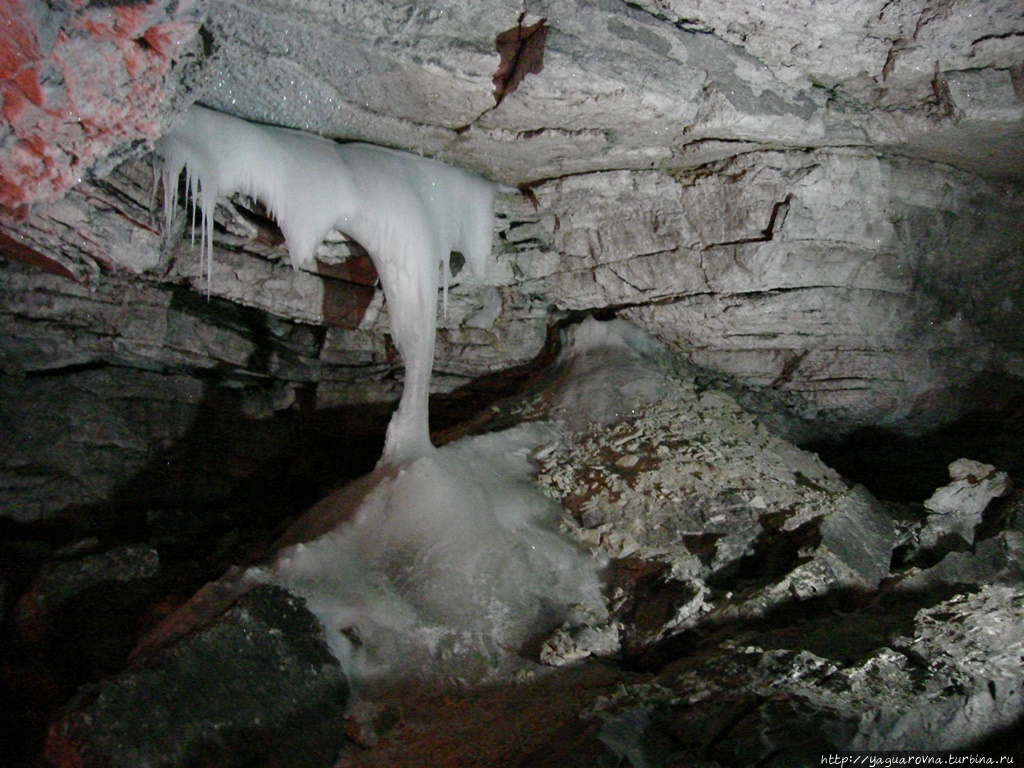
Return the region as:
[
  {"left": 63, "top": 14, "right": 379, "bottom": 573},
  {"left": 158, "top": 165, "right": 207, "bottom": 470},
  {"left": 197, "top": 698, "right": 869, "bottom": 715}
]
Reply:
[
  {"left": 187, "top": 168, "right": 197, "bottom": 248},
  {"left": 440, "top": 256, "right": 450, "bottom": 318},
  {"left": 161, "top": 163, "right": 176, "bottom": 238},
  {"left": 203, "top": 180, "right": 213, "bottom": 297}
]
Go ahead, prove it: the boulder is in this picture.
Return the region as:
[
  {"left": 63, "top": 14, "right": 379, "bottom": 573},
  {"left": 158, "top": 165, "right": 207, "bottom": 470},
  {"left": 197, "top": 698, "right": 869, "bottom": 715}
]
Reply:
[{"left": 45, "top": 585, "right": 348, "bottom": 768}]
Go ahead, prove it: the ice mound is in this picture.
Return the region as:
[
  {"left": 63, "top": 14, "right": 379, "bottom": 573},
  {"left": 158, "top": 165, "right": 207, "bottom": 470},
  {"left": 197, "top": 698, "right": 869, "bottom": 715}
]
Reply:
[
  {"left": 254, "top": 423, "right": 608, "bottom": 687},
  {"left": 544, "top": 316, "right": 675, "bottom": 431}
]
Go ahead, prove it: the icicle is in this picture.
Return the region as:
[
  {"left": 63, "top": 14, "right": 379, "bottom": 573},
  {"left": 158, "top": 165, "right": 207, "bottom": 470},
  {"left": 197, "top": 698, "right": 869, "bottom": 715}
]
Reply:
[
  {"left": 203, "top": 180, "right": 213, "bottom": 297},
  {"left": 161, "top": 162, "right": 177, "bottom": 238},
  {"left": 156, "top": 106, "right": 497, "bottom": 460},
  {"left": 440, "top": 254, "right": 450, "bottom": 318},
  {"left": 187, "top": 167, "right": 197, "bottom": 248}
]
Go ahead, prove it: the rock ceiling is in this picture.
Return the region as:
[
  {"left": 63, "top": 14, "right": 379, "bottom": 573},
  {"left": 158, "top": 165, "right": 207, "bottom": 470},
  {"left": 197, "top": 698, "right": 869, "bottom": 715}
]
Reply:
[{"left": 2, "top": 0, "right": 1024, "bottom": 461}]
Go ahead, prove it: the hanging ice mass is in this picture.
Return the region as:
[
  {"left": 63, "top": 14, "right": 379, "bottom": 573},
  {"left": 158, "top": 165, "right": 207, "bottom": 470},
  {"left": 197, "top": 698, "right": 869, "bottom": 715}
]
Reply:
[
  {"left": 122, "top": 98, "right": 620, "bottom": 683},
  {"left": 157, "top": 106, "right": 497, "bottom": 462},
  {"left": 153, "top": 108, "right": 607, "bottom": 686}
]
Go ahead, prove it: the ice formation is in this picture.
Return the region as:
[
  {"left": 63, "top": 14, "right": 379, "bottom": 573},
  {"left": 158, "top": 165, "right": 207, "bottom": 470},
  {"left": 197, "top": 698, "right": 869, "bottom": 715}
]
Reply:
[
  {"left": 255, "top": 424, "right": 608, "bottom": 686},
  {"left": 255, "top": 320, "right": 683, "bottom": 684},
  {"left": 158, "top": 106, "right": 497, "bottom": 461},
  {"left": 156, "top": 107, "right": 610, "bottom": 686}
]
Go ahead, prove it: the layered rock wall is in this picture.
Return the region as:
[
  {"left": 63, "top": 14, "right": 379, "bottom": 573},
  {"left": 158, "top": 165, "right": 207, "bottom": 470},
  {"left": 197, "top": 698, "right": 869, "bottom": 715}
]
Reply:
[
  {"left": 1, "top": 0, "right": 1023, "bottom": 521},
  {"left": 501, "top": 150, "right": 1024, "bottom": 433}
]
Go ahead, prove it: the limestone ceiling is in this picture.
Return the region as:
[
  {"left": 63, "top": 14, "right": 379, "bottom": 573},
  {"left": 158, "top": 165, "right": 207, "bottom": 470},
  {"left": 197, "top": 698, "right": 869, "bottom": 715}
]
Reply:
[
  {"left": 3, "top": 0, "right": 1023, "bottom": 206},
  {"left": 150, "top": 0, "right": 1024, "bottom": 183},
  {"left": 1, "top": 0, "right": 1024, "bottom": 442},
  {"left": 181, "top": 0, "right": 1024, "bottom": 183}
]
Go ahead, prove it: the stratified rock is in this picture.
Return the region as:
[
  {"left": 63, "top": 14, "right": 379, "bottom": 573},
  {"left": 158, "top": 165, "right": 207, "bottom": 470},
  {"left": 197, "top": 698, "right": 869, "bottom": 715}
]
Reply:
[
  {"left": 6, "top": 140, "right": 1021, "bottom": 530},
  {"left": 45, "top": 584, "right": 348, "bottom": 768},
  {"left": 1, "top": 1, "right": 1020, "bottom": 482},
  {"left": 186, "top": 0, "right": 1024, "bottom": 182}
]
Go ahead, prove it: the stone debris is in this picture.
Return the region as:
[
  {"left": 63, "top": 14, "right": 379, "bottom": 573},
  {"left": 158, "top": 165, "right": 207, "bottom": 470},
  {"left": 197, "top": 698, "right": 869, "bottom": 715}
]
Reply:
[
  {"left": 342, "top": 701, "right": 401, "bottom": 750},
  {"left": 9, "top": 317, "right": 1024, "bottom": 766},
  {"left": 45, "top": 585, "right": 348, "bottom": 768},
  {"left": 536, "top": 376, "right": 847, "bottom": 574},
  {"left": 15, "top": 544, "right": 160, "bottom": 646},
  {"left": 919, "top": 458, "right": 1012, "bottom": 548},
  {"left": 534, "top": 359, "right": 895, "bottom": 639},
  {"left": 803, "top": 586, "right": 1024, "bottom": 751},
  {"left": 563, "top": 586, "right": 1024, "bottom": 763},
  {"left": 897, "top": 528, "right": 1024, "bottom": 593},
  {"left": 25, "top": 544, "right": 159, "bottom": 613},
  {"left": 540, "top": 621, "right": 623, "bottom": 667}
]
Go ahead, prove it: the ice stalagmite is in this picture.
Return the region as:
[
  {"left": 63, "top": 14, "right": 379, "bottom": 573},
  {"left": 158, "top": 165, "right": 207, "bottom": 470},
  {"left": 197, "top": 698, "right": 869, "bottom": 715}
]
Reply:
[{"left": 158, "top": 106, "right": 496, "bottom": 462}]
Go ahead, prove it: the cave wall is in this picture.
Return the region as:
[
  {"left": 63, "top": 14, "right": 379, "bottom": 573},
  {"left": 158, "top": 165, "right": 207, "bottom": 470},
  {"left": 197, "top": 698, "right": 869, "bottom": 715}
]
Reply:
[
  {"left": 516, "top": 150, "right": 1024, "bottom": 434},
  {"left": 1, "top": 0, "right": 1023, "bottom": 522},
  {"left": 4, "top": 146, "right": 1023, "bottom": 521}
]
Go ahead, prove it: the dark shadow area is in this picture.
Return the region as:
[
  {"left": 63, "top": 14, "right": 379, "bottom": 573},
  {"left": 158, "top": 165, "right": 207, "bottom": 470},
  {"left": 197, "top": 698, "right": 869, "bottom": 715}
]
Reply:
[
  {"left": 704, "top": 512, "right": 823, "bottom": 592},
  {"left": 803, "top": 400, "right": 1024, "bottom": 502},
  {"left": 0, "top": 383, "right": 387, "bottom": 768},
  {"left": 430, "top": 331, "right": 562, "bottom": 441},
  {"left": 969, "top": 717, "right": 1024, "bottom": 762}
]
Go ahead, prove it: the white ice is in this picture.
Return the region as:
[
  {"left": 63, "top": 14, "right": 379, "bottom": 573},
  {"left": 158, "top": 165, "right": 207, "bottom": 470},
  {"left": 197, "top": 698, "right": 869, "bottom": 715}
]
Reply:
[
  {"left": 249, "top": 318, "right": 673, "bottom": 687},
  {"left": 128, "top": 316, "right": 678, "bottom": 685},
  {"left": 156, "top": 108, "right": 612, "bottom": 686},
  {"left": 546, "top": 316, "right": 672, "bottom": 430},
  {"left": 254, "top": 423, "right": 608, "bottom": 687},
  {"left": 158, "top": 106, "right": 496, "bottom": 462}
]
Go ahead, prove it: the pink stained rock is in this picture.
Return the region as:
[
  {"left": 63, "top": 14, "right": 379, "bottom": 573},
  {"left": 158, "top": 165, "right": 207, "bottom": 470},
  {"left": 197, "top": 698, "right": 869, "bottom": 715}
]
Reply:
[{"left": 0, "top": 0, "right": 200, "bottom": 209}]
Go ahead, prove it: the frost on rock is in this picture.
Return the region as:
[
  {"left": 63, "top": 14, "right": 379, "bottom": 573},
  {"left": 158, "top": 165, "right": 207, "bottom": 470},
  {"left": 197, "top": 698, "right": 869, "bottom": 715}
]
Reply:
[
  {"left": 158, "top": 106, "right": 497, "bottom": 461},
  {"left": 533, "top": 323, "right": 895, "bottom": 626}
]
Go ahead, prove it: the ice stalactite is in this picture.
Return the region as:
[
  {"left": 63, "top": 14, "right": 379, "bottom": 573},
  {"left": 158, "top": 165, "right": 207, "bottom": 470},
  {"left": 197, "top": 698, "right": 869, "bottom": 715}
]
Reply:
[
  {"left": 157, "top": 107, "right": 607, "bottom": 686},
  {"left": 157, "top": 106, "right": 496, "bottom": 462}
]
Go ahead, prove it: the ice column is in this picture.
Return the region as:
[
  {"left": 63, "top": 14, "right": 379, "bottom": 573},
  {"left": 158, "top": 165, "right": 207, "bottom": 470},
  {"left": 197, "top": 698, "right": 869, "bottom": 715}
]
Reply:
[{"left": 158, "top": 107, "right": 496, "bottom": 462}]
